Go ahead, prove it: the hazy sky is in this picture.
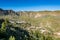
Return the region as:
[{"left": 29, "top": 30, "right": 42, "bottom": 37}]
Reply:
[{"left": 0, "top": 0, "right": 60, "bottom": 11}]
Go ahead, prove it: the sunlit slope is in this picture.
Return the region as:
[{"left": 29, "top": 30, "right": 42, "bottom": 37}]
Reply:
[
  {"left": 0, "top": 10, "right": 60, "bottom": 32},
  {"left": 19, "top": 14, "right": 60, "bottom": 32}
]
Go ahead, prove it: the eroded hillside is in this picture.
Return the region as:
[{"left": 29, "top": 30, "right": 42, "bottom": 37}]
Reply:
[{"left": 0, "top": 9, "right": 60, "bottom": 38}]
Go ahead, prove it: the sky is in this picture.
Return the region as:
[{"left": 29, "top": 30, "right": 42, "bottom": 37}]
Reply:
[{"left": 0, "top": 0, "right": 60, "bottom": 11}]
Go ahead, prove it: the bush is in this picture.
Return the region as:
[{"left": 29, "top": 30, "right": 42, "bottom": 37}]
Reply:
[{"left": 9, "top": 36, "right": 15, "bottom": 40}]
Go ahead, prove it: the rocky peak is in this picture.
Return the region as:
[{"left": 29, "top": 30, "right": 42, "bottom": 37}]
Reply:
[{"left": 0, "top": 8, "right": 16, "bottom": 15}]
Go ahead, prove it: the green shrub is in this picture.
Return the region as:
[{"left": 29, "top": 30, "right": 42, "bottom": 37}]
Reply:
[{"left": 9, "top": 36, "right": 15, "bottom": 40}]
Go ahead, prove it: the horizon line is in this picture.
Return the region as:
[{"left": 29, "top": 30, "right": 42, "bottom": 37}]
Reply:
[{"left": 1, "top": 8, "right": 60, "bottom": 12}]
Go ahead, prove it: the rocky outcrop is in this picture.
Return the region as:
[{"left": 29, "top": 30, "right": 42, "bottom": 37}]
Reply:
[{"left": 0, "top": 8, "right": 17, "bottom": 16}]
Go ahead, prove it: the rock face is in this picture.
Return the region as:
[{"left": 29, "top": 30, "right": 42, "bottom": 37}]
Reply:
[
  {"left": 0, "top": 8, "right": 17, "bottom": 16},
  {"left": 17, "top": 11, "right": 60, "bottom": 18}
]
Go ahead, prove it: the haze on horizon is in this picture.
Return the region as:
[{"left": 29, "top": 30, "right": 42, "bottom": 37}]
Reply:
[{"left": 0, "top": 0, "right": 60, "bottom": 11}]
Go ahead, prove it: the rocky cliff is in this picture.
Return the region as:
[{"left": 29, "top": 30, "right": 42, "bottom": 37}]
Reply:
[{"left": 0, "top": 8, "right": 17, "bottom": 16}]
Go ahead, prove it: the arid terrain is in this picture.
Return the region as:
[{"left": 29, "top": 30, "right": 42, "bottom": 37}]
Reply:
[{"left": 0, "top": 8, "right": 60, "bottom": 40}]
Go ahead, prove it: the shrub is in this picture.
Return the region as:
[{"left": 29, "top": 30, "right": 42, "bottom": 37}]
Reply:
[{"left": 9, "top": 36, "right": 15, "bottom": 40}]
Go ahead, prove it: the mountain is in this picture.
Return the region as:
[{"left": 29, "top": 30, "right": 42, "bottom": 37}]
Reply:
[
  {"left": 0, "top": 8, "right": 17, "bottom": 16},
  {"left": 0, "top": 8, "right": 60, "bottom": 17}
]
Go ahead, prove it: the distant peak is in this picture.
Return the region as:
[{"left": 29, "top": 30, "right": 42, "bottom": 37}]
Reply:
[{"left": 0, "top": 8, "right": 3, "bottom": 11}]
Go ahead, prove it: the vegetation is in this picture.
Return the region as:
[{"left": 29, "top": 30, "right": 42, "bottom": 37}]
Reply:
[
  {"left": 9, "top": 36, "right": 15, "bottom": 40},
  {"left": 0, "top": 18, "right": 58, "bottom": 40},
  {"left": 0, "top": 9, "right": 60, "bottom": 40}
]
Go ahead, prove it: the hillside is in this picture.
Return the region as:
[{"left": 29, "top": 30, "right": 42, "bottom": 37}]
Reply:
[
  {"left": 0, "top": 9, "right": 60, "bottom": 39},
  {"left": 0, "top": 9, "right": 60, "bottom": 32}
]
